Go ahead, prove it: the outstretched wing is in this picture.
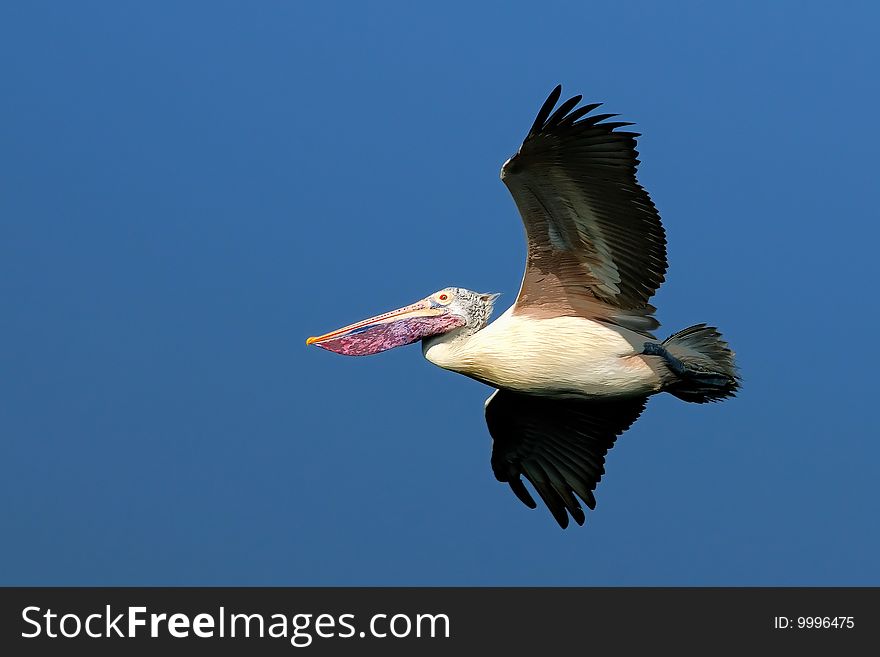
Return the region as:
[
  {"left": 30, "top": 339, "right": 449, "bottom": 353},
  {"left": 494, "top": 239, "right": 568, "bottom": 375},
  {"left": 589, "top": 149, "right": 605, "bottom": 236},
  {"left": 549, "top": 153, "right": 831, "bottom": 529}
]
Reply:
[
  {"left": 501, "top": 85, "right": 667, "bottom": 335},
  {"left": 485, "top": 389, "right": 648, "bottom": 528}
]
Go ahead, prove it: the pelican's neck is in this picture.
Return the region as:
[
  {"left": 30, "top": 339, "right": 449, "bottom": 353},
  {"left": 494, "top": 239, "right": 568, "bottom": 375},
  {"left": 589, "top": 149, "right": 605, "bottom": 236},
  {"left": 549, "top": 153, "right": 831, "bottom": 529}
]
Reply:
[{"left": 421, "top": 325, "right": 481, "bottom": 373}]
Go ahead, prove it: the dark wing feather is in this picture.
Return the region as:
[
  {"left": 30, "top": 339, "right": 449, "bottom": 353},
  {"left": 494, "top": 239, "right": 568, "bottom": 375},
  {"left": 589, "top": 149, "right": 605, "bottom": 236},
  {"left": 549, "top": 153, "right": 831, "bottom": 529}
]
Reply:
[
  {"left": 485, "top": 389, "right": 648, "bottom": 528},
  {"left": 501, "top": 85, "right": 667, "bottom": 335}
]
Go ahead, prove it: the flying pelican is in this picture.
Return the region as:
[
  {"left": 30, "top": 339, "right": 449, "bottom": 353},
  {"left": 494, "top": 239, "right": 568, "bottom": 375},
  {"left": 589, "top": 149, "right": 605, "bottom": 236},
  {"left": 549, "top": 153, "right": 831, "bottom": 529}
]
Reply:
[{"left": 306, "top": 86, "right": 740, "bottom": 528}]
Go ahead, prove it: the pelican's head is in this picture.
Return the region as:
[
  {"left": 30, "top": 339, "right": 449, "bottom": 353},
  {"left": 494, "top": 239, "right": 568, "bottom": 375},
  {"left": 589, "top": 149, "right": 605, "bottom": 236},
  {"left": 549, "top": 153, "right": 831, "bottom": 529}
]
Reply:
[{"left": 306, "top": 287, "right": 499, "bottom": 356}]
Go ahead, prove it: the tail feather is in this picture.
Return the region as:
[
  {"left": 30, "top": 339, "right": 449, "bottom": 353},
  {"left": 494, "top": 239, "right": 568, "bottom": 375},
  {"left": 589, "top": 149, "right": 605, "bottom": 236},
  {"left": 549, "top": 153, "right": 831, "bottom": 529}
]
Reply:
[{"left": 662, "top": 324, "right": 740, "bottom": 403}]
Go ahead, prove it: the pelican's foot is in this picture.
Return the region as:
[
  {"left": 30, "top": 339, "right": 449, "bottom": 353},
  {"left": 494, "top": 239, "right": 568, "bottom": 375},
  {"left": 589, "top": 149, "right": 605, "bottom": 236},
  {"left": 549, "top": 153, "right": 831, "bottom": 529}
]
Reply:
[
  {"left": 642, "top": 342, "right": 687, "bottom": 376},
  {"left": 642, "top": 341, "right": 729, "bottom": 386}
]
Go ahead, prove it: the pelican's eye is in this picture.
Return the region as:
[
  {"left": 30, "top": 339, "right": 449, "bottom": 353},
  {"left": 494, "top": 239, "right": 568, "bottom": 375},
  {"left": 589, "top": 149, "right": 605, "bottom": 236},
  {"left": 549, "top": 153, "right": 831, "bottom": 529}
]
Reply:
[{"left": 438, "top": 294, "right": 449, "bottom": 302}]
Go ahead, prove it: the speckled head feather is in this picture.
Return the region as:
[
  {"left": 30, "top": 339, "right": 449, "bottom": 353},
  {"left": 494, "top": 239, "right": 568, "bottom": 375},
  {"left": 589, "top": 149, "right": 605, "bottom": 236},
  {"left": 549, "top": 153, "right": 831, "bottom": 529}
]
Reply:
[{"left": 439, "top": 287, "right": 500, "bottom": 335}]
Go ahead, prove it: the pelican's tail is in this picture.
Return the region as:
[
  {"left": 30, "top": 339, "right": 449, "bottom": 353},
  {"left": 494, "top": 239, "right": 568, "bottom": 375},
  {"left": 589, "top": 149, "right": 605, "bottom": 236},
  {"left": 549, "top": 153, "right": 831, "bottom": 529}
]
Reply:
[{"left": 654, "top": 324, "right": 740, "bottom": 403}]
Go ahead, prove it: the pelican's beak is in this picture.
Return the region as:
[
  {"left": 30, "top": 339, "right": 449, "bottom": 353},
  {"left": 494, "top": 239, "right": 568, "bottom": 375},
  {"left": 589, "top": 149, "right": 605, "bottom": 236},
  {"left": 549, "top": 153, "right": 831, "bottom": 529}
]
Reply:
[{"left": 306, "top": 297, "right": 466, "bottom": 356}]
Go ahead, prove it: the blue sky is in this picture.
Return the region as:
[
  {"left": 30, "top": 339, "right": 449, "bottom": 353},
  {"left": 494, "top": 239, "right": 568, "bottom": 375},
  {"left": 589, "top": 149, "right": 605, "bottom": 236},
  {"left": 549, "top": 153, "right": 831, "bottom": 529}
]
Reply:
[{"left": 1, "top": 1, "right": 878, "bottom": 585}]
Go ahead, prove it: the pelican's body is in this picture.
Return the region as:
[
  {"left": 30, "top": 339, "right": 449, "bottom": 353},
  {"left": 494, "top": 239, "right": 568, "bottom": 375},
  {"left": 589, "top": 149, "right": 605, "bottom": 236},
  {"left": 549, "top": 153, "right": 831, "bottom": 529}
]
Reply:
[
  {"left": 424, "top": 309, "right": 662, "bottom": 398},
  {"left": 307, "top": 86, "right": 740, "bottom": 528}
]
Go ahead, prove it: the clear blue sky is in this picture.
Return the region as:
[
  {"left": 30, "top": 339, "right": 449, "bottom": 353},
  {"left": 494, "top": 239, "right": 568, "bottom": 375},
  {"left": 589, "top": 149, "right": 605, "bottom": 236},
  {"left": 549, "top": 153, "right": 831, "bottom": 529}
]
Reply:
[{"left": 2, "top": 1, "right": 877, "bottom": 585}]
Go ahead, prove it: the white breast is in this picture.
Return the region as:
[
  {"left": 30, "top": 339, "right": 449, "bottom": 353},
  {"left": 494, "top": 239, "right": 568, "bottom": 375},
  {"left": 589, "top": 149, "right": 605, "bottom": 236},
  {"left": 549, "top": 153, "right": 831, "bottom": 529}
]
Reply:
[{"left": 423, "top": 307, "right": 661, "bottom": 398}]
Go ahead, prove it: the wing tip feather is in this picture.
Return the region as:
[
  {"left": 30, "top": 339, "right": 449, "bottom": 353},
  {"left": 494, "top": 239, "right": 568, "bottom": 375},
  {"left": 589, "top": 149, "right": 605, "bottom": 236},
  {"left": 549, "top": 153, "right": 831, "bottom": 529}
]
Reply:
[{"left": 524, "top": 85, "right": 634, "bottom": 142}]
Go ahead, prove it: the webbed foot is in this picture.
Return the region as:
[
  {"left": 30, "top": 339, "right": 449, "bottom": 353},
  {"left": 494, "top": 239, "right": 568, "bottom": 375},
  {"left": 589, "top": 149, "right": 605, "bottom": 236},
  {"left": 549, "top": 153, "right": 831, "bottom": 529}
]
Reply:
[{"left": 642, "top": 341, "right": 729, "bottom": 386}]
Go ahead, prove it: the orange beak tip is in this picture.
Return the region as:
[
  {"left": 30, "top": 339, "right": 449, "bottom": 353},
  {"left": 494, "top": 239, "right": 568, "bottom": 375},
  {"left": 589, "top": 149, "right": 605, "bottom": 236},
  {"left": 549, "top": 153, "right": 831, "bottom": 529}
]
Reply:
[{"left": 306, "top": 336, "right": 318, "bottom": 346}]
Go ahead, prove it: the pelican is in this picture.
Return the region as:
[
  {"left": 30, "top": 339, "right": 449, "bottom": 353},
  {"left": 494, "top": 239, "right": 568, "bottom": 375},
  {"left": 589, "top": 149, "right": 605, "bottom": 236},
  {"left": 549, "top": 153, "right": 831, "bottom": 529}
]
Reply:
[{"left": 307, "top": 86, "right": 740, "bottom": 528}]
